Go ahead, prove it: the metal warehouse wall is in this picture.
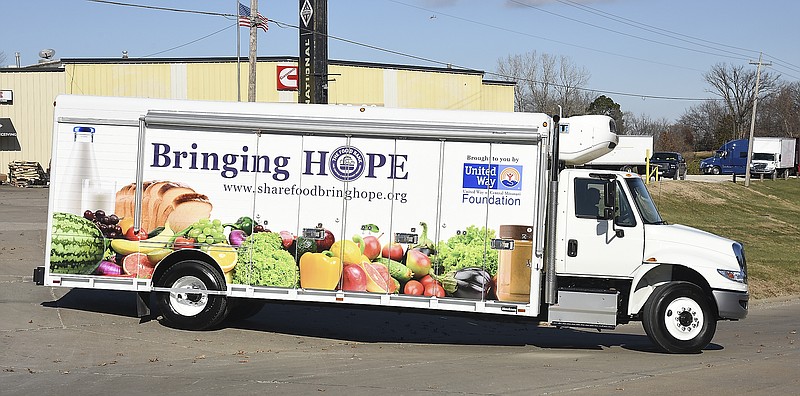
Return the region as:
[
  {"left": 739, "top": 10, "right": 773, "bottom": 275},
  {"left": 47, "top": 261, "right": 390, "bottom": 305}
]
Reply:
[
  {"left": 0, "top": 70, "right": 65, "bottom": 176},
  {"left": 64, "top": 60, "right": 513, "bottom": 110},
  {"left": 2, "top": 59, "right": 513, "bottom": 177}
]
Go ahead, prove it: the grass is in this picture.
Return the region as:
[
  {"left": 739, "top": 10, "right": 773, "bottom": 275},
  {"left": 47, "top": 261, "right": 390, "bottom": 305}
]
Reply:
[{"left": 647, "top": 179, "right": 800, "bottom": 299}]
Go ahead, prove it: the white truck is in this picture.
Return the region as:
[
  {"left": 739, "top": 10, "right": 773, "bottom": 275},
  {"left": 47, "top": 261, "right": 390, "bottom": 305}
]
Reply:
[
  {"left": 749, "top": 137, "right": 798, "bottom": 179},
  {"left": 34, "top": 95, "right": 749, "bottom": 353},
  {"left": 583, "top": 134, "right": 654, "bottom": 174}
]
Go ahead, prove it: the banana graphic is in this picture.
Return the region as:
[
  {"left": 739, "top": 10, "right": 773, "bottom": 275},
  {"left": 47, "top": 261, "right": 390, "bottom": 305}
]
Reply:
[{"left": 110, "top": 224, "right": 175, "bottom": 255}]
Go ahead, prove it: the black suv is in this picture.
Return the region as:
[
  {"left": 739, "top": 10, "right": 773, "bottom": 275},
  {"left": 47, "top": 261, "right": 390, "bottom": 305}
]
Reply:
[{"left": 650, "top": 152, "right": 687, "bottom": 180}]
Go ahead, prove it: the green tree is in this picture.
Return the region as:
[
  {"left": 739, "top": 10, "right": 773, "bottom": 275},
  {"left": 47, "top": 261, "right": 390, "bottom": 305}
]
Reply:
[{"left": 587, "top": 95, "right": 624, "bottom": 132}]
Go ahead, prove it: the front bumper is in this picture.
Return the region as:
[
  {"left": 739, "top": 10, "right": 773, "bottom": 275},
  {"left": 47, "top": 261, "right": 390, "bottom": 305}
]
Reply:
[{"left": 713, "top": 289, "right": 749, "bottom": 320}]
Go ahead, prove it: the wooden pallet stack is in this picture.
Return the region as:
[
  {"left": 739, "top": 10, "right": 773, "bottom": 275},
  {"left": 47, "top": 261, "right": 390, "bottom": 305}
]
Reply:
[{"left": 7, "top": 161, "right": 49, "bottom": 187}]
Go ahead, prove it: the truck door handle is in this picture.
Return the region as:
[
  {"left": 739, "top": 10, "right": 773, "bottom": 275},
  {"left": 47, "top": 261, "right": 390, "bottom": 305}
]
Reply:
[{"left": 568, "top": 239, "right": 578, "bottom": 257}]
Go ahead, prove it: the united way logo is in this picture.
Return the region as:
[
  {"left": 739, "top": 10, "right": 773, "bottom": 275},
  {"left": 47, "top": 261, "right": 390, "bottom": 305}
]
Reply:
[
  {"left": 329, "top": 146, "right": 365, "bottom": 182},
  {"left": 499, "top": 167, "right": 521, "bottom": 189}
]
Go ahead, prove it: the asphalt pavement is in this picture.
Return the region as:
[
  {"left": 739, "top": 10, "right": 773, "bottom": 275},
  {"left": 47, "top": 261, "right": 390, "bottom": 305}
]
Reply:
[{"left": 1, "top": 184, "right": 798, "bottom": 395}]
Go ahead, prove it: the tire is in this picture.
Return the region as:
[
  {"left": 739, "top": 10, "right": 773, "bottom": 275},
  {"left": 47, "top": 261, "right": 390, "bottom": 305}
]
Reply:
[
  {"left": 225, "top": 298, "right": 266, "bottom": 323},
  {"left": 672, "top": 171, "right": 678, "bottom": 180},
  {"left": 641, "top": 282, "right": 717, "bottom": 353},
  {"left": 711, "top": 166, "right": 721, "bottom": 175},
  {"left": 155, "top": 260, "right": 228, "bottom": 330}
]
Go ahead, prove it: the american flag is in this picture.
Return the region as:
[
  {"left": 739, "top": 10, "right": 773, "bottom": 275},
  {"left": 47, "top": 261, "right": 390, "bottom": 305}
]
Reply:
[{"left": 238, "top": 2, "right": 268, "bottom": 32}]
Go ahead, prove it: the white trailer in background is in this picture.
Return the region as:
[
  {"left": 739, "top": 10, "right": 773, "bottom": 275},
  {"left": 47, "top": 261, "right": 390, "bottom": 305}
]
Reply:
[
  {"left": 584, "top": 135, "right": 654, "bottom": 174},
  {"left": 35, "top": 95, "right": 748, "bottom": 353}
]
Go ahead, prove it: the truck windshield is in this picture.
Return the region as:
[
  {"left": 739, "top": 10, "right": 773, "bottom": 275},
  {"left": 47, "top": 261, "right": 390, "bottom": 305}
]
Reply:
[
  {"left": 624, "top": 178, "right": 665, "bottom": 225},
  {"left": 752, "top": 153, "right": 775, "bottom": 161}
]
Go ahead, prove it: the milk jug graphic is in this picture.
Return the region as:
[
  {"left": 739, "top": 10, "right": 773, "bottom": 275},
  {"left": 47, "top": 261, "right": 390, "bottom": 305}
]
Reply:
[{"left": 61, "top": 126, "right": 115, "bottom": 215}]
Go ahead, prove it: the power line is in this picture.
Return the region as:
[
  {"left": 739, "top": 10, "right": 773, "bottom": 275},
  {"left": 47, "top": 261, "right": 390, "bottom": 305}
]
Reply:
[
  {"left": 89, "top": 0, "right": 721, "bottom": 102},
  {"left": 142, "top": 25, "right": 233, "bottom": 58},
  {"left": 553, "top": 0, "right": 800, "bottom": 79},
  {"left": 556, "top": 0, "right": 758, "bottom": 60},
  {"left": 507, "top": 0, "right": 751, "bottom": 62},
  {"left": 388, "top": 0, "right": 705, "bottom": 73}
]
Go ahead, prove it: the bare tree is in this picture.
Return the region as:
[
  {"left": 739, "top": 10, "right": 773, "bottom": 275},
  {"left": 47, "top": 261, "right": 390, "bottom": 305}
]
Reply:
[
  {"left": 704, "top": 63, "right": 779, "bottom": 140},
  {"left": 758, "top": 81, "right": 800, "bottom": 137},
  {"left": 495, "top": 51, "right": 591, "bottom": 115},
  {"left": 556, "top": 54, "right": 591, "bottom": 116},
  {"left": 496, "top": 53, "right": 534, "bottom": 112},
  {"left": 0, "top": 52, "right": 6, "bottom": 66}
]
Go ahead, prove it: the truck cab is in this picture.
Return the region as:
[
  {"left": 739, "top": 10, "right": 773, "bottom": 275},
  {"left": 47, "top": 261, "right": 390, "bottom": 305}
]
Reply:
[
  {"left": 750, "top": 152, "right": 780, "bottom": 178},
  {"left": 553, "top": 168, "right": 749, "bottom": 352},
  {"left": 700, "top": 139, "right": 748, "bottom": 175}
]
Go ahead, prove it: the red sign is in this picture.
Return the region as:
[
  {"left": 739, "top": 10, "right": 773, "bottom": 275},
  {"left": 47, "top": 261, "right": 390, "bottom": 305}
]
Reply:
[{"left": 277, "top": 65, "right": 298, "bottom": 91}]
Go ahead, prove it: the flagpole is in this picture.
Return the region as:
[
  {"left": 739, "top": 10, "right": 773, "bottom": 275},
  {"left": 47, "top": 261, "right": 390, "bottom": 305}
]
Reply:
[
  {"left": 236, "top": 1, "right": 241, "bottom": 102},
  {"left": 248, "top": 0, "right": 257, "bottom": 102}
]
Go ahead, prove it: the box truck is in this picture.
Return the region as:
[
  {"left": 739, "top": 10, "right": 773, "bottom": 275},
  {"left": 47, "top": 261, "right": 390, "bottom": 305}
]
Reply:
[
  {"left": 749, "top": 137, "right": 797, "bottom": 178},
  {"left": 584, "top": 134, "right": 653, "bottom": 174},
  {"left": 34, "top": 95, "right": 749, "bottom": 354},
  {"left": 700, "top": 137, "right": 798, "bottom": 176}
]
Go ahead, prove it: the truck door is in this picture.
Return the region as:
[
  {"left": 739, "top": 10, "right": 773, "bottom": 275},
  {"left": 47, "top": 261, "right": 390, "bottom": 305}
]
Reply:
[{"left": 561, "top": 175, "right": 644, "bottom": 278}]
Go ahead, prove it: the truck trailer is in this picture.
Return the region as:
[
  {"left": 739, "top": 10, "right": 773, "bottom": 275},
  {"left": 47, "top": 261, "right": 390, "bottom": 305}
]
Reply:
[
  {"left": 34, "top": 95, "right": 749, "bottom": 354},
  {"left": 583, "top": 134, "right": 654, "bottom": 174}
]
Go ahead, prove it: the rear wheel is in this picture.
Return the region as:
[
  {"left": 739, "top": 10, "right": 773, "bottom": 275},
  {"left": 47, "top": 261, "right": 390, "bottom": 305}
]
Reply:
[
  {"left": 642, "top": 282, "right": 716, "bottom": 353},
  {"left": 155, "top": 260, "right": 228, "bottom": 330}
]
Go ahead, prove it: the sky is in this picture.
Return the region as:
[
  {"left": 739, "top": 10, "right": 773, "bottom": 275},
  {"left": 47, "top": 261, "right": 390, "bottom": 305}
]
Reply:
[{"left": 2, "top": 0, "right": 799, "bottom": 122}]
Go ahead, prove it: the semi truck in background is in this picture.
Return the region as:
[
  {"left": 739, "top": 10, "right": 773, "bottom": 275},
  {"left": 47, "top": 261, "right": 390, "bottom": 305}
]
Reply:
[
  {"left": 35, "top": 95, "right": 748, "bottom": 354},
  {"left": 583, "top": 134, "right": 654, "bottom": 174},
  {"left": 700, "top": 137, "right": 798, "bottom": 177}
]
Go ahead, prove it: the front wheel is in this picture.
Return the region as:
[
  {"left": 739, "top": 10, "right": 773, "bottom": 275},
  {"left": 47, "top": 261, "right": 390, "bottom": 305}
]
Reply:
[
  {"left": 155, "top": 260, "right": 228, "bottom": 330},
  {"left": 642, "top": 282, "right": 717, "bottom": 353},
  {"left": 710, "top": 166, "right": 721, "bottom": 175}
]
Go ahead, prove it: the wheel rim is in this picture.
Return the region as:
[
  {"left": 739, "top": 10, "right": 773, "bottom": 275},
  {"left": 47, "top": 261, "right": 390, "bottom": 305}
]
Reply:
[
  {"left": 169, "top": 275, "right": 208, "bottom": 317},
  {"left": 664, "top": 297, "right": 704, "bottom": 341}
]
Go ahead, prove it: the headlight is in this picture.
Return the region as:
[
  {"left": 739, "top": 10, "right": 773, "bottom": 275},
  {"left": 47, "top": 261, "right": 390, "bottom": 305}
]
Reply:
[{"left": 718, "top": 269, "right": 747, "bottom": 283}]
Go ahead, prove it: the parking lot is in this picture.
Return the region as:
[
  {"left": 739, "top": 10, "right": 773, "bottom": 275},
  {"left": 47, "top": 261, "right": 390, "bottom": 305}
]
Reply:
[{"left": 2, "top": 184, "right": 798, "bottom": 395}]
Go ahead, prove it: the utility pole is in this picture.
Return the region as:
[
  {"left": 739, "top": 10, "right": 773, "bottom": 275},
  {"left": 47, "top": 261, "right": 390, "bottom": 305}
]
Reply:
[
  {"left": 744, "top": 52, "right": 771, "bottom": 187},
  {"left": 248, "top": 0, "right": 258, "bottom": 102}
]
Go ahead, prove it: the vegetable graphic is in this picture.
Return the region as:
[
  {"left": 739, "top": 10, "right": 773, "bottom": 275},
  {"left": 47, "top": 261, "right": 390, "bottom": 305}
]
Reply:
[
  {"left": 375, "top": 257, "right": 414, "bottom": 282},
  {"left": 231, "top": 232, "right": 298, "bottom": 288},
  {"left": 411, "top": 221, "right": 436, "bottom": 256},
  {"left": 299, "top": 251, "right": 342, "bottom": 290},
  {"left": 226, "top": 216, "right": 254, "bottom": 235},
  {"left": 450, "top": 268, "right": 496, "bottom": 300}
]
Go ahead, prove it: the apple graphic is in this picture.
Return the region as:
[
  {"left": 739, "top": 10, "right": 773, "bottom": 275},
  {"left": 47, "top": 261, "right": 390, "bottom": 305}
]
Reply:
[
  {"left": 381, "top": 243, "right": 404, "bottom": 261},
  {"left": 316, "top": 228, "right": 335, "bottom": 252},
  {"left": 341, "top": 264, "right": 367, "bottom": 292}
]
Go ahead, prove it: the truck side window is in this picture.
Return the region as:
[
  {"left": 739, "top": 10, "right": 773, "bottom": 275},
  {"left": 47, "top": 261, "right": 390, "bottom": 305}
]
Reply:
[{"left": 574, "top": 178, "right": 605, "bottom": 219}]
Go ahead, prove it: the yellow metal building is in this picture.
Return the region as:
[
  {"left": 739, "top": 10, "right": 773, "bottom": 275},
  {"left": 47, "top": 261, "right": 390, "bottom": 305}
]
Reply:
[{"left": 0, "top": 57, "right": 514, "bottom": 176}]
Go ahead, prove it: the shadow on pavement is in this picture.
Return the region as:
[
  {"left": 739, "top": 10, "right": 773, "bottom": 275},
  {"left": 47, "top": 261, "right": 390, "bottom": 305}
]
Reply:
[{"left": 43, "top": 288, "right": 723, "bottom": 353}]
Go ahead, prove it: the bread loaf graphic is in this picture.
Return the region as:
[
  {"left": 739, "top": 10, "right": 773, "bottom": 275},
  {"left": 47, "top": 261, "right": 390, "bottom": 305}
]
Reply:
[{"left": 114, "top": 181, "right": 212, "bottom": 232}]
